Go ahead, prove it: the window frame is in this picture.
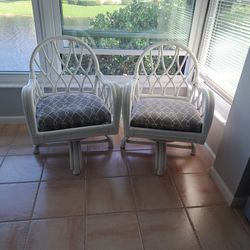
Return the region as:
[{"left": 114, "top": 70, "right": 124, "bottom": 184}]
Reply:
[
  {"left": 59, "top": 0, "right": 207, "bottom": 55},
  {"left": 0, "top": 0, "right": 61, "bottom": 86},
  {"left": 0, "top": 0, "right": 42, "bottom": 86}
]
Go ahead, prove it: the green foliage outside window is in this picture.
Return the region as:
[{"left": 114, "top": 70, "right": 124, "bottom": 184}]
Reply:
[
  {"left": 89, "top": 0, "right": 189, "bottom": 49},
  {"left": 64, "top": 0, "right": 191, "bottom": 74}
]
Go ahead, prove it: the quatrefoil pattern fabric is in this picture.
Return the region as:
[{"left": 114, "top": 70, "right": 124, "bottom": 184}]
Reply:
[
  {"left": 36, "top": 93, "right": 111, "bottom": 132},
  {"left": 131, "top": 98, "right": 202, "bottom": 133}
]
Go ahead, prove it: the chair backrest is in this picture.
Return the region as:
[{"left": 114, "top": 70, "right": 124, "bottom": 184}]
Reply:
[
  {"left": 29, "top": 35, "right": 100, "bottom": 95},
  {"left": 134, "top": 41, "right": 199, "bottom": 100}
]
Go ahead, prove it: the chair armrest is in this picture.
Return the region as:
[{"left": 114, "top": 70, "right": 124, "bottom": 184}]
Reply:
[
  {"left": 122, "top": 79, "right": 137, "bottom": 131},
  {"left": 21, "top": 79, "right": 42, "bottom": 138},
  {"left": 97, "top": 73, "right": 122, "bottom": 127},
  {"left": 193, "top": 86, "right": 215, "bottom": 142}
]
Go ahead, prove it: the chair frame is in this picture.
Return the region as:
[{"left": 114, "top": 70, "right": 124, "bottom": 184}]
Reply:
[
  {"left": 121, "top": 41, "right": 214, "bottom": 175},
  {"left": 22, "top": 35, "right": 121, "bottom": 174}
]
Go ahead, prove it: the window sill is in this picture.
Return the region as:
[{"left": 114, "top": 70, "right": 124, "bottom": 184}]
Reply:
[
  {"left": 0, "top": 73, "right": 29, "bottom": 88},
  {"left": 200, "top": 74, "right": 234, "bottom": 105},
  {"left": 204, "top": 81, "right": 231, "bottom": 123}
]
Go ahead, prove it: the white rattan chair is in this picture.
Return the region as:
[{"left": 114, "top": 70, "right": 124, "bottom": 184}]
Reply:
[
  {"left": 121, "top": 41, "right": 214, "bottom": 175},
  {"left": 22, "top": 36, "right": 121, "bottom": 175}
]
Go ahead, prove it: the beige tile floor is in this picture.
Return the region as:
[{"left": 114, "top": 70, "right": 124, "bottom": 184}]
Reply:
[{"left": 0, "top": 124, "right": 249, "bottom": 250}]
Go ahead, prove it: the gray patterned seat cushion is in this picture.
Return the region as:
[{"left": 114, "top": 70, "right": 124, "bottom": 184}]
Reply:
[
  {"left": 36, "top": 93, "right": 111, "bottom": 132},
  {"left": 131, "top": 98, "right": 202, "bottom": 133}
]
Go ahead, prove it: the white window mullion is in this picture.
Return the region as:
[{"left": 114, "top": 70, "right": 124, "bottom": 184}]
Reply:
[
  {"left": 198, "top": 0, "right": 219, "bottom": 61},
  {"left": 188, "top": 0, "right": 210, "bottom": 55},
  {"left": 31, "top": 0, "right": 43, "bottom": 43},
  {"left": 33, "top": 0, "right": 62, "bottom": 40}
]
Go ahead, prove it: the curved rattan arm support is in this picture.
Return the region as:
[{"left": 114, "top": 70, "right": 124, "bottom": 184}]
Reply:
[
  {"left": 122, "top": 79, "right": 137, "bottom": 135},
  {"left": 199, "top": 87, "right": 215, "bottom": 143},
  {"left": 21, "top": 79, "right": 41, "bottom": 145},
  {"left": 98, "top": 73, "right": 122, "bottom": 132}
]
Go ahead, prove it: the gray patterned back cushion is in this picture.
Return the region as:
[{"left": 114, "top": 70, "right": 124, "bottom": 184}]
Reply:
[
  {"left": 131, "top": 98, "right": 202, "bottom": 133},
  {"left": 36, "top": 93, "right": 111, "bottom": 132}
]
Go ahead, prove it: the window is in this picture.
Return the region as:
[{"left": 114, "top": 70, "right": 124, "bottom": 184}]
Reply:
[
  {"left": 61, "top": 0, "right": 196, "bottom": 49},
  {"left": 0, "top": 0, "right": 202, "bottom": 79},
  {"left": 199, "top": 0, "right": 250, "bottom": 102},
  {"left": 60, "top": 0, "right": 197, "bottom": 74},
  {"left": 0, "top": 0, "right": 38, "bottom": 72}
]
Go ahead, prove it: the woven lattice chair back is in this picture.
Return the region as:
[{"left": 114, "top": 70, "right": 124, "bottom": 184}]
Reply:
[
  {"left": 29, "top": 35, "right": 100, "bottom": 96},
  {"left": 134, "top": 42, "right": 199, "bottom": 100}
]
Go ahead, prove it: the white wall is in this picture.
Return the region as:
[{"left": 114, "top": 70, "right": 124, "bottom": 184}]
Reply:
[
  {"left": 210, "top": 48, "right": 250, "bottom": 205},
  {"left": 0, "top": 88, "right": 23, "bottom": 116},
  {"left": 206, "top": 93, "right": 231, "bottom": 156}
]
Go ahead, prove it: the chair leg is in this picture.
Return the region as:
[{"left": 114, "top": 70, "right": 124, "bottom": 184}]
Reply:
[
  {"left": 191, "top": 143, "right": 196, "bottom": 156},
  {"left": 69, "top": 141, "right": 82, "bottom": 175},
  {"left": 120, "top": 136, "right": 128, "bottom": 150},
  {"left": 155, "top": 142, "right": 167, "bottom": 176},
  {"left": 106, "top": 135, "right": 114, "bottom": 149},
  {"left": 33, "top": 145, "right": 40, "bottom": 154}
]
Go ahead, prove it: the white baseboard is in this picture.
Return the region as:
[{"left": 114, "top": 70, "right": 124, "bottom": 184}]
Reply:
[
  {"left": 0, "top": 116, "right": 25, "bottom": 123},
  {"left": 231, "top": 196, "right": 248, "bottom": 207},
  {"left": 204, "top": 142, "right": 216, "bottom": 159},
  {"left": 209, "top": 167, "right": 234, "bottom": 206}
]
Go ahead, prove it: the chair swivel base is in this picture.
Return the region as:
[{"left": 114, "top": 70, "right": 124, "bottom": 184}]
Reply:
[
  {"left": 121, "top": 137, "right": 196, "bottom": 176},
  {"left": 33, "top": 135, "right": 114, "bottom": 176},
  {"left": 69, "top": 141, "right": 82, "bottom": 175},
  {"left": 68, "top": 135, "right": 114, "bottom": 175},
  {"left": 155, "top": 141, "right": 167, "bottom": 176}
]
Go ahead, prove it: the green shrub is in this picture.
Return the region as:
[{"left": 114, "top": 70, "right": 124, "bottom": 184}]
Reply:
[
  {"left": 64, "top": 54, "right": 177, "bottom": 75},
  {"left": 81, "top": 0, "right": 189, "bottom": 73},
  {"left": 65, "top": 0, "right": 96, "bottom": 5},
  {"left": 89, "top": 0, "right": 188, "bottom": 49},
  {"left": 121, "top": 0, "right": 132, "bottom": 5},
  {"left": 77, "top": 0, "right": 97, "bottom": 6},
  {"left": 90, "top": 1, "right": 159, "bottom": 33}
]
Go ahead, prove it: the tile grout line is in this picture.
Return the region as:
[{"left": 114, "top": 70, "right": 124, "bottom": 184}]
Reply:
[
  {"left": 1, "top": 125, "right": 34, "bottom": 250},
  {"left": 125, "top": 155, "right": 146, "bottom": 250},
  {"left": 184, "top": 204, "right": 227, "bottom": 209},
  {"left": 9, "top": 125, "right": 23, "bottom": 149},
  {"left": 232, "top": 208, "right": 250, "bottom": 236},
  {"left": 120, "top": 148, "right": 130, "bottom": 177},
  {"left": 0, "top": 154, "right": 6, "bottom": 168},
  {"left": 83, "top": 154, "right": 87, "bottom": 250},
  {"left": 5, "top": 127, "right": 250, "bottom": 248},
  {"left": 22, "top": 156, "right": 46, "bottom": 250},
  {"left": 0, "top": 214, "right": 85, "bottom": 224},
  {"left": 7, "top": 152, "right": 39, "bottom": 157},
  {"left": 0, "top": 142, "right": 12, "bottom": 168},
  {"left": 0, "top": 153, "right": 46, "bottom": 185},
  {"left": 0, "top": 207, "right": 193, "bottom": 225},
  {"left": 65, "top": 207, "right": 184, "bottom": 217},
  {"left": 169, "top": 168, "right": 203, "bottom": 250},
  {"left": 129, "top": 179, "right": 146, "bottom": 250}
]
